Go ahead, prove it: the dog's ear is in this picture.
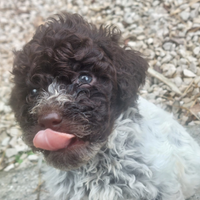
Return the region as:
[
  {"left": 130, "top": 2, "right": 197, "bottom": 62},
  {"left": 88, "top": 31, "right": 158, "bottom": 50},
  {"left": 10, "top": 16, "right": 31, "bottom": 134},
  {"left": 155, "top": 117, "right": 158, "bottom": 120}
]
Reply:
[
  {"left": 97, "top": 25, "right": 148, "bottom": 110},
  {"left": 114, "top": 48, "right": 148, "bottom": 110}
]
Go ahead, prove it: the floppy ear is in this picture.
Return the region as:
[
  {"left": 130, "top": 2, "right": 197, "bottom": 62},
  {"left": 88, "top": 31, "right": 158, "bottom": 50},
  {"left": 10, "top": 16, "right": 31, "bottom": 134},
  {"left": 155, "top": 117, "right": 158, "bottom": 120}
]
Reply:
[{"left": 114, "top": 48, "right": 148, "bottom": 110}]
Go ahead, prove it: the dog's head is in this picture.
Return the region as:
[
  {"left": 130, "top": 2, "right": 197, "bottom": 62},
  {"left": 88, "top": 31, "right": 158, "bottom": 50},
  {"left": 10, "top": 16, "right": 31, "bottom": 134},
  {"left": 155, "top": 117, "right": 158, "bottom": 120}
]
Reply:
[{"left": 10, "top": 13, "right": 148, "bottom": 170}]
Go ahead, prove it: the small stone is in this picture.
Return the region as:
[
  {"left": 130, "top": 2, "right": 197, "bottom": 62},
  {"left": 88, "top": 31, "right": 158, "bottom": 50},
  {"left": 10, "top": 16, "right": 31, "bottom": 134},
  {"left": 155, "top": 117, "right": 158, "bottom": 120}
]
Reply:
[
  {"left": 194, "top": 76, "right": 200, "bottom": 84},
  {"left": 28, "top": 154, "right": 39, "bottom": 161},
  {"left": 161, "top": 54, "right": 173, "bottom": 64},
  {"left": 192, "top": 35, "right": 198, "bottom": 42},
  {"left": 155, "top": 48, "right": 166, "bottom": 57},
  {"left": 194, "top": 17, "right": 200, "bottom": 23},
  {"left": 128, "top": 41, "right": 136, "bottom": 47},
  {"left": 183, "top": 78, "right": 193, "bottom": 85},
  {"left": 0, "top": 102, "right": 5, "bottom": 112},
  {"left": 3, "top": 105, "right": 12, "bottom": 113},
  {"left": 196, "top": 67, "right": 200, "bottom": 76},
  {"left": 188, "top": 121, "right": 195, "bottom": 126},
  {"left": 180, "top": 11, "right": 190, "bottom": 21},
  {"left": 137, "top": 35, "right": 145, "bottom": 40},
  {"left": 152, "top": 1, "right": 159, "bottom": 6},
  {"left": 20, "top": 153, "right": 28, "bottom": 160},
  {"left": 173, "top": 76, "right": 183, "bottom": 87},
  {"left": 143, "top": 49, "right": 155, "bottom": 59},
  {"left": 124, "top": 12, "right": 135, "bottom": 24},
  {"left": 1, "top": 137, "right": 10, "bottom": 146},
  {"left": 177, "top": 23, "right": 185, "bottom": 30},
  {"left": 115, "top": 23, "right": 124, "bottom": 31},
  {"left": 181, "top": 115, "right": 189, "bottom": 124},
  {"left": 81, "top": 6, "right": 89, "bottom": 15},
  {"left": 179, "top": 4, "right": 189, "bottom": 10},
  {"left": 192, "top": 88, "right": 199, "bottom": 95},
  {"left": 163, "top": 27, "right": 169, "bottom": 36},
  {"left": 161, "top": 64, "right": 176, "bottom": 78},
  {"left": 189, "top": 62, "right": 197, "bottom": 73},
  {"left": 15, "top": 144, "right": 28, "bottom": 152},
  {"left": 178, "top": 58, "right": 187, "bottom": 65},
  {"left": 0, "top": 132, "right": 8, "bottom": 143},
  {"left": 5, "top": 148, "right": 18, "bottom": 158},
  {"left": 180, "top": 65, "right": 188, "bottom": 71},
  {"left": 9, "top": 136, "right": 17, "bottom": 147},
  {"left": 4, "top": 163, "right": 15, "bottom": 172},
  {"left": 163, "top": 42, "right": 174, "bottom": 51},
  {"left": 8, "top": 127, "right": 20, "bottom": 137},
  {"left": 147, "top": 38, "right": 154, "bottom": 44},
  {"left": 183, "top": 69, "right": 196, "bottom": 78},
  {"left": 190, "top": 7, "right": 199, "bottom": 18},
  {"left": 178, "top": 48, "right": 187, "bottom": 57},
  {"left": 193, "top": 47, "right": 200, "bottom": 55},
  {"left": 132, "top": 27, "right": 144, "bottom": 35},
  {"left": 128, "top": 41, "right": 144, "bottom": 50}
]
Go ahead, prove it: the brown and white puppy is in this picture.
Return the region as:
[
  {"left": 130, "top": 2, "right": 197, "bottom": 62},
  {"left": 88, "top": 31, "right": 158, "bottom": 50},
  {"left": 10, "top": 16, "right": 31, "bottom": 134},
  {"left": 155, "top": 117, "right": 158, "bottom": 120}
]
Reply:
[
  {"left": 10, "top": 13, "right": 147, "bottom": 170},
  {"left": 10, "top": 13, "right": 200, "bottom": 200}
]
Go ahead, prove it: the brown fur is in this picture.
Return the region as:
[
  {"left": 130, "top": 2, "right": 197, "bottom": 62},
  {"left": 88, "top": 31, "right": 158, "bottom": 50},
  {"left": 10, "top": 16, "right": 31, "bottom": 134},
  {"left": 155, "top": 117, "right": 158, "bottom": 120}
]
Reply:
[{"left": 10, "top": 12, "right": 148, "bottom": 170}]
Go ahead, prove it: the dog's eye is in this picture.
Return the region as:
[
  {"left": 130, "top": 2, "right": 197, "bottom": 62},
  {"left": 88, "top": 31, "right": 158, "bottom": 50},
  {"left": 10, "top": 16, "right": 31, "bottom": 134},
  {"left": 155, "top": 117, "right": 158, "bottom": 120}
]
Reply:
[
  {"left": 30, "top": 89, "right": 38, "bottom": 97},
  {"left": 26, "top": 89, "right": 39, "bottom": 103},
  {"left": 78, "top": 74, "right": 92, "bottom": 84}
]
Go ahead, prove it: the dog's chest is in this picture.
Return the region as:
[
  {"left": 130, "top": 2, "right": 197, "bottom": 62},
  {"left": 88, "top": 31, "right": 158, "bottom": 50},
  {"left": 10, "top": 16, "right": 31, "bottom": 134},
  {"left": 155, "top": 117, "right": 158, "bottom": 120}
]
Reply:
[
  {"left": 44, "top": 108, "right": 158, "bottom": 200},
  {"left": 45, "top": 150, "right": 155, "bottom": 200},
  {"left": 45, "top": 97, "right": 200, "bottom": 200}
]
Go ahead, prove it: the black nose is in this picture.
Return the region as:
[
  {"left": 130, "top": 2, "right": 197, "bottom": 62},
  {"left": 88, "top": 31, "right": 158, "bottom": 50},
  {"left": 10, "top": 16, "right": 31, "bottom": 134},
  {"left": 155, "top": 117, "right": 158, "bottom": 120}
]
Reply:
[{"left": 38, "top": 112, "right": 62, "bottom": 130}]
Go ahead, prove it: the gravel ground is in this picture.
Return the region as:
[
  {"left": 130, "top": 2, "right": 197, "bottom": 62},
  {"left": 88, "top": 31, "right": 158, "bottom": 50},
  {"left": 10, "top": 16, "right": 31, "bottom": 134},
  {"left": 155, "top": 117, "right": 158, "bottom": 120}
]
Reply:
[{"left": 0, "top": 0, "right": 200, "bottom": 199}]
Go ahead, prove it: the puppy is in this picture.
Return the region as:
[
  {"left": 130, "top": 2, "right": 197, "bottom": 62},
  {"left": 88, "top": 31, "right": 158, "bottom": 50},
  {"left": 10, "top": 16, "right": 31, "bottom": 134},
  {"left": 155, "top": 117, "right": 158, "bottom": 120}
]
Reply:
[{"left": 10, "top": 13, "right": 200, "bottom": 200}]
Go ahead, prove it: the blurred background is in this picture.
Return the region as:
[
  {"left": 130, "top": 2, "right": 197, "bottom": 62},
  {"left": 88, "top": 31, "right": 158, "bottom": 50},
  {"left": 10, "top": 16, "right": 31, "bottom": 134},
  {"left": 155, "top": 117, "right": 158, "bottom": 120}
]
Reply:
[{"left": 0, "top": 0, "right": 200, "bottom": 199}]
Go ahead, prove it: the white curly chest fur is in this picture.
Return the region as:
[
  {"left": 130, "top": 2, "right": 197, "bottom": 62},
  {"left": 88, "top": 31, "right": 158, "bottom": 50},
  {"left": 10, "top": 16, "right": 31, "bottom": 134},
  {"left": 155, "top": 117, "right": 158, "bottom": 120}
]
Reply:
[{"left": 45, "top": 97, "right": 200, "bottom": 200}]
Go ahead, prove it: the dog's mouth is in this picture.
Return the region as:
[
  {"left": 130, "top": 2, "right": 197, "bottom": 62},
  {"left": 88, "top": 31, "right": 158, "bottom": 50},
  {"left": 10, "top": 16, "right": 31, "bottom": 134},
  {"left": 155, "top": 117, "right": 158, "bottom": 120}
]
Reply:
[{"left": 33, "top": 129, "right": 85, "bottom": 151}]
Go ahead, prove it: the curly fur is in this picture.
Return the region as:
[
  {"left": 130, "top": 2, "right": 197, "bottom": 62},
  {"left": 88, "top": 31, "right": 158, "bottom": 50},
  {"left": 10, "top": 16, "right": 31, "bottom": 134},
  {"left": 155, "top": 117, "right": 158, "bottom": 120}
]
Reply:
[
  {"left": 10, "top": 12, "right": 200, "bottom": 200},
  {"left": 44, "top": 98, "right": 200, "bottom": 200}
]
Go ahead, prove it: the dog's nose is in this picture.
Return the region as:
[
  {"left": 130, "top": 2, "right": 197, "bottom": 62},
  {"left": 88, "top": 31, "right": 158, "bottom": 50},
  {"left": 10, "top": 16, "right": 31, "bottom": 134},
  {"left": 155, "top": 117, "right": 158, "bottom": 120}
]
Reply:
[{"left": 38, "top": 112, "right": 62, "bottom": 130}]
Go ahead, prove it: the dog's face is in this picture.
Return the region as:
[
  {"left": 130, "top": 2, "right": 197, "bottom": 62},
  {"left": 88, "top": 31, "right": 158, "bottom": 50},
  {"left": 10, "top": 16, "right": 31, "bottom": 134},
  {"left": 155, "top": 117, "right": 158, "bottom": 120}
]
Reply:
[{"left": 10, "top": 13, "right": 148, "bottom": 170}]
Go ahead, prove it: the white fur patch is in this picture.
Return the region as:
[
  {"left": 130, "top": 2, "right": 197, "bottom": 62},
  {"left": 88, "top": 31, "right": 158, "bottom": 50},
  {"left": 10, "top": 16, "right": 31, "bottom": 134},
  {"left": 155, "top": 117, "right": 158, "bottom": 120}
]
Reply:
[
  {"left": 31, "top": 80, "right": 72, "bottom": 114},
  {"left": 44, "top": 97, "right": 200, "bottom": 200}
]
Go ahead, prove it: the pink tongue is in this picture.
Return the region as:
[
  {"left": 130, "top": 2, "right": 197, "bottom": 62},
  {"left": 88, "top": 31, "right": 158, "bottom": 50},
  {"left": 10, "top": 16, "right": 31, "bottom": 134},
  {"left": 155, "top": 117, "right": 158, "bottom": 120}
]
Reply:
[{"left": 33, "top": 129, "right": 75, "bottom": 151}]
